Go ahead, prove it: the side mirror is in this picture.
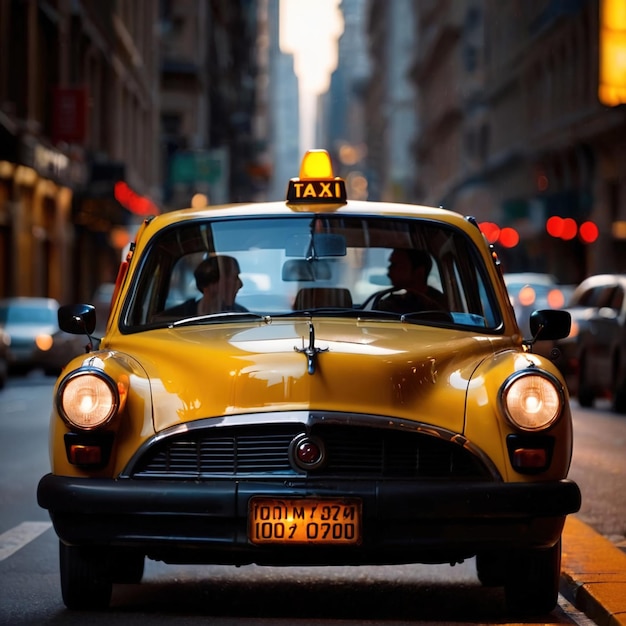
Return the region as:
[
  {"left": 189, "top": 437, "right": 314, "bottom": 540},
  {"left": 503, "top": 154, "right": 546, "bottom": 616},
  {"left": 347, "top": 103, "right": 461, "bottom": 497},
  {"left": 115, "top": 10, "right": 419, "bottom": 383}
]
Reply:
[
  {"left": 58, "top": 304, "right": 97, "bottom": 335},
  {"left": 529, "top": 309, "right": 571, "bottom": 341}
]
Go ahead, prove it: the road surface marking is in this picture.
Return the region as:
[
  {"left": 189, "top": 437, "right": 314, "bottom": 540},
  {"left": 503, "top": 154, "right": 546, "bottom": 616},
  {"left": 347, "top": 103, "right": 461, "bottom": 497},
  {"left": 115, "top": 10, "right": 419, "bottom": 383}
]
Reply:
[{"left": 0, "top": 522, "right": 52, "bottom": 561}]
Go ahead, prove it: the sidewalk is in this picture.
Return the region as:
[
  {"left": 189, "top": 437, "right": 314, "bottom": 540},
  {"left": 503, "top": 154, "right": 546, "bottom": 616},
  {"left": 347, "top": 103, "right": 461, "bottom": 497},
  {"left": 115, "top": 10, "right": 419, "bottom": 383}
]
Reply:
[{"left": 560, "top": 515, "right": 626, "bottom": 626}]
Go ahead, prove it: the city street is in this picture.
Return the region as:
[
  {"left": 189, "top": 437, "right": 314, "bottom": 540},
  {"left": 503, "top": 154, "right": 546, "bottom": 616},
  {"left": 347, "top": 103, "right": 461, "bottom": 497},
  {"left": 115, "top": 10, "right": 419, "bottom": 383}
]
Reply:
[
  {"left": 2, "top": 1, "right": 626, "bottom": 624},
  {"left": 1, "top": 371, "right": 623, "bottom": 625}
]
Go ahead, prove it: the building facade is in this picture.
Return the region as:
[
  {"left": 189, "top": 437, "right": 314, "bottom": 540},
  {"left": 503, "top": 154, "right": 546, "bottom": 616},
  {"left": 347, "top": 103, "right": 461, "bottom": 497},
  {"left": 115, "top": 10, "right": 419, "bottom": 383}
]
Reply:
[
  {"left": 0, "top": 0, "right": 161, "bottom": 303},
  {"left": 363, "top": 0, "right": 626, "bottom": 282},
  {"left": 0, "top": 0, "right": 261, "bottom": 303}
]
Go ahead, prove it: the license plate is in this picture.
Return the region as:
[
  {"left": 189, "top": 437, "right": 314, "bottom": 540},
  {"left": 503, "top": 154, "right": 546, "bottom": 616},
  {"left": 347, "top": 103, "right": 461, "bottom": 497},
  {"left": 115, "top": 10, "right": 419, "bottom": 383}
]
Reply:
[{"left": 249, "top": 497, "right": 362, "bottom": 545}]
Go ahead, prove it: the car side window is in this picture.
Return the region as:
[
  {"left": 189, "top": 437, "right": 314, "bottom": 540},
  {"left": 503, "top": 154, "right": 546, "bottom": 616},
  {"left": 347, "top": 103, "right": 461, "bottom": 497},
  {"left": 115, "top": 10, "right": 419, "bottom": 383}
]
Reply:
[{"left": 609, "top": 286, "right": 624, "bottom": 311}]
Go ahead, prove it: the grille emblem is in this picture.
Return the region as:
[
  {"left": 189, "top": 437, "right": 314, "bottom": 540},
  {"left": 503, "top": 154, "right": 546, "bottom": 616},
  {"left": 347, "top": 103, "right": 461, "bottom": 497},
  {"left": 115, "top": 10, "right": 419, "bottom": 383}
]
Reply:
[{"left": 289, "top": 434, "right": 326, "bottom": 471}]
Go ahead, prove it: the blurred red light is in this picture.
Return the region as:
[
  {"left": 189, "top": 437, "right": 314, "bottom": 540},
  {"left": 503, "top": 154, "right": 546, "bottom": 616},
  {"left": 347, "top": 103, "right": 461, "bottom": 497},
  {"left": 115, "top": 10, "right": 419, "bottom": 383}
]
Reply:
[
  {"left": 579, "top": 221, "right": 599, "bottom": 243},
  {"left": 114, "top": 181, "right": 159, "bottom": 216},
  {"left": 498, "top": 227, "right": 519, "bottom": 248},
  {"left": 561, "top": 218, "right": 577, "bottom": 240},
  {"left": 546, "top": 216, "right": 564, "bottom": 237},
  {"left": 479, "top": 221, "right": 501, "bottom": 244}
]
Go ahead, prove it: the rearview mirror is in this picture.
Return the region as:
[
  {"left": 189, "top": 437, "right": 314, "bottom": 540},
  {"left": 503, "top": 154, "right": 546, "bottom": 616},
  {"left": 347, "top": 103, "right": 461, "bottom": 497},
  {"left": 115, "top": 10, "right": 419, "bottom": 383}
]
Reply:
[
  {"left": 282, "top": 259, "right": 332, "bottom": 281},
  {"left": 286, "top": 233, "right": 346, "bottom": 257}
]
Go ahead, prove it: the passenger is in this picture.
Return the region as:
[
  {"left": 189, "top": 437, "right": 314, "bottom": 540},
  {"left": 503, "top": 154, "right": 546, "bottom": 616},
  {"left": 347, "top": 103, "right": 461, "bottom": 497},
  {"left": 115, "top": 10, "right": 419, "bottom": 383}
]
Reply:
[
  {"left": 165, "top": 255, "right": 247, "bottom": 317},
  {"left": 376, "top": 248, "right": 446, "bottom": 314}
]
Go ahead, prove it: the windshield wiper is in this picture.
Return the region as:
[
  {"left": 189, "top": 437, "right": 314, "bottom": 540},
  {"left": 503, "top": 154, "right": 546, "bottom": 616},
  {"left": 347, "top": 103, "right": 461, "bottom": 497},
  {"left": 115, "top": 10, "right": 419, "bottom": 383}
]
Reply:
[
  {"left": 279, "top": 308, "right": 454, "bottom": 324},
  {"left": 169, "top": 311, "right": 270, "bottom": 328},
  {"left": 398, "top": 310, "right": 454, "bottom": 323},
  {"left": 279, "top": 307, "right": 362, "bottom": 318}
]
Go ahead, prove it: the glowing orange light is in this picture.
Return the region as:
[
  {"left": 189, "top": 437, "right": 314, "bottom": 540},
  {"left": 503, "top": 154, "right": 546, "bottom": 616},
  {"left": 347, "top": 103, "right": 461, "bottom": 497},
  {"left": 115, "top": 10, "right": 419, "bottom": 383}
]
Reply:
[
  {"left": 110, "top": 227, "right": 131, "bottom": 250},
  {"left": 35, "top": 334, "right": 54, "bottom": 351},
  {"left": 599, "top": 0, "right": 626, "bottom": 106},
  {"left": 518, "top": 286, "right": 536, "bottom": 306},
  {"left": 579, "top": 221, "right": 599, "bottom": 243},
  {"left": 498, "top": 227, "right": 519, "bottom": 248},
  {"left": 547, "top": 289, "right": 565, "bottom": 309}
]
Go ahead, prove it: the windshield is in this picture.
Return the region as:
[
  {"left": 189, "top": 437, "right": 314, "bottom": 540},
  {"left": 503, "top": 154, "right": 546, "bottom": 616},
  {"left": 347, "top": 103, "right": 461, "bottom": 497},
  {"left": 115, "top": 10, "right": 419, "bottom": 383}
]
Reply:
[{"left": 122, "top": 215, "right": 502, "bottom": 331}]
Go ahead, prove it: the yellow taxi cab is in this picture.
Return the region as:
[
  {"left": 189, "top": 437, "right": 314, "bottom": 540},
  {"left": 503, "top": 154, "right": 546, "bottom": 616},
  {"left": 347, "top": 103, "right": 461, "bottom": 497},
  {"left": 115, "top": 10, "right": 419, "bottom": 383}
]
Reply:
[{"left": 38, "top": 150, "right": 580, "bottom": 615}]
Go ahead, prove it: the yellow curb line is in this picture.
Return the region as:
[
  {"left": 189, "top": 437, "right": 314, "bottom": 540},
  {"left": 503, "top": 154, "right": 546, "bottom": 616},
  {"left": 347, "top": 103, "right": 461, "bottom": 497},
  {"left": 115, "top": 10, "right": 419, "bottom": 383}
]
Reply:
[{"left": 561, "top": 515, "right": 626, "bottom": 626}]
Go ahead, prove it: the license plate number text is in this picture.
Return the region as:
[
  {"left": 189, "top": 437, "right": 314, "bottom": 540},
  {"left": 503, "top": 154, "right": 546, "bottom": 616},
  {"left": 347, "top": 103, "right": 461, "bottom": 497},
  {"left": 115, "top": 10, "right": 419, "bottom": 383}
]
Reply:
[{"left": 249, "top": 498, "right": 361, "bottom": 545}]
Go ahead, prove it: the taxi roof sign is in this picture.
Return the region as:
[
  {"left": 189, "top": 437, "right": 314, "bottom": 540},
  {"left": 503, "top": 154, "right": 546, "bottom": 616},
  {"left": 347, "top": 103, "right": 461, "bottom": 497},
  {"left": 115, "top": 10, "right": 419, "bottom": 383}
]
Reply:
[
  {"left": 299, "top": 149, "right": 334, "bottom": 178},
  {"left": 286, "top": 150, "right": 347, "bottom": 206}
]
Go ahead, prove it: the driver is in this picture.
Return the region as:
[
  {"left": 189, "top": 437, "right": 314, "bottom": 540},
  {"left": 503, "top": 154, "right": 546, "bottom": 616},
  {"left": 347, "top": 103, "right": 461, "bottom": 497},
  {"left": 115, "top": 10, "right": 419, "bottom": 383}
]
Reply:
[{"left": 376, "top": 248, "right": 446, "bottom": 314}]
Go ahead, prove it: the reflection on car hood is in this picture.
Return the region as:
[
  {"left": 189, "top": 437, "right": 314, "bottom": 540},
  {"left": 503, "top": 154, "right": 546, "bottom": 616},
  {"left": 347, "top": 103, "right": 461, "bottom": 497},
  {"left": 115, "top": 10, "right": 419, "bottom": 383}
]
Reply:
[{"left": 100, "top": 320, "right": 504, "bottom": 434}]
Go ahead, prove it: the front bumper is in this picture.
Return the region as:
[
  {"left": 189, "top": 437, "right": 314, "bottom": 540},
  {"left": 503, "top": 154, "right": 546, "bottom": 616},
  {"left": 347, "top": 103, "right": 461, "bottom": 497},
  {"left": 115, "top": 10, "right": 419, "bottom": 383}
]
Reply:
[{"left": 37, "top": 475, "right": 581, "bottom": 566}]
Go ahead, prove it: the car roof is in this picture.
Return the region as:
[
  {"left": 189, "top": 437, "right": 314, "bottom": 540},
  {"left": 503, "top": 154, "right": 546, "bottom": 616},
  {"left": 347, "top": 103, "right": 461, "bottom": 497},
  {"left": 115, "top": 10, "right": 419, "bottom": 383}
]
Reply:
[
  {"left": 574, "top": 273, "right": 626, "bottom": 289},
  {"left": 568, "top": 274, "right": 626, "bottom": 304}
]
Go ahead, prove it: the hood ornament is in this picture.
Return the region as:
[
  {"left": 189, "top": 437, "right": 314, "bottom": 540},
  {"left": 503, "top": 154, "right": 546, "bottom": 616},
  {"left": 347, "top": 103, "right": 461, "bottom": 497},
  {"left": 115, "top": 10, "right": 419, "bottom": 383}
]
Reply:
[{"left": 294, "top": 321, "right": 328, "bottom": 375}]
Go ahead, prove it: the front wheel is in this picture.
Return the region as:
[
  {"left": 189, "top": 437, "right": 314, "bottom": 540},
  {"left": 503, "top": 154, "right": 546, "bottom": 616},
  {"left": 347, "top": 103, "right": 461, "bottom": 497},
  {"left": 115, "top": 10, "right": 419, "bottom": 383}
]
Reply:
[
  {"left": 475, "top": 551, "right": 506, "bottom": 587},
  {"left": 59, "top": 542, "right": 113, "bottom": 610},
  {"left": 613, "top": 387, "right": 626, "bottom": 414},
  {"left": 503, "top": 539, "right": 561, "bottom": 616},
  {"left": 110, "top": 549, "right": 145, "bottom": 584},
  {"left": 611, "top": 362, "right": 626, "bottom": 414}
]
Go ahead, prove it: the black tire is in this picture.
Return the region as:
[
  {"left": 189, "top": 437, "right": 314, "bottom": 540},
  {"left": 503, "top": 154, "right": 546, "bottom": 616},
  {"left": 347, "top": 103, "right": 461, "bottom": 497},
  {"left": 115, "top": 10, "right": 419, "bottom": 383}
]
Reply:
[
  {"left": 475, "top": 551, "right": 506, "bottom": 587},
  {"left": 612, "top": 387, "right": 626, "bottom": 414},
  {"left": 110, "top": 549, "right": 145, "bottom": 584},
  {"left": 577, "top": 356, "right": 594, "bottom": 408},
  {"left": 59, "top": 542, "right": 112, "bottom": 610},
  {"left": 504, "top": 539, "right": 561, "bottom": 616}
]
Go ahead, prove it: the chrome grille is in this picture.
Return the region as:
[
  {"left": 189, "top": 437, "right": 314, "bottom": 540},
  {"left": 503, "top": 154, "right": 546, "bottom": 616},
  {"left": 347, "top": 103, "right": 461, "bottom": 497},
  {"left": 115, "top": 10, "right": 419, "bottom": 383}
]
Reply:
[{"left": 130, "top": 423, "right": 490, "bottom": 480}]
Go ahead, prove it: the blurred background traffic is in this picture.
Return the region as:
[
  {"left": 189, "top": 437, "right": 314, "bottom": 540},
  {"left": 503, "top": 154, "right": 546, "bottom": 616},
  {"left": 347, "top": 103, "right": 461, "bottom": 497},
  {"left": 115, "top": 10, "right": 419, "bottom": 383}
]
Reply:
[{"left": 0, "top": 0, "right": 625, "bottom": 406}]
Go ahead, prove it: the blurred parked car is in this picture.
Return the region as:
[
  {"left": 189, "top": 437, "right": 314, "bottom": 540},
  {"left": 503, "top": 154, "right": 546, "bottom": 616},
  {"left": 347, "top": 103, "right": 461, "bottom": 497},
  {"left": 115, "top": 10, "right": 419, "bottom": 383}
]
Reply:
[
  {"left": 503, "top": 273, "right": 567, "bottom": 338},
  {"left": 0, "top": 327, "right": 9, "bottom": 389},
  {"left": 552, "top": 274, "right": 624, "bottom": 394},
  {"left": 574, "top": 274, "right": 626, "bottom": 413},
  {"left": 0, "top": 297, "right": 86, "bottom": 376}
]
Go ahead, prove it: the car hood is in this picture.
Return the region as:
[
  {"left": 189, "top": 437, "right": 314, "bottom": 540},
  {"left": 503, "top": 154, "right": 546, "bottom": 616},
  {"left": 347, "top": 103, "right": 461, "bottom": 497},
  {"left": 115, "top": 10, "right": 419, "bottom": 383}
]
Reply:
[{"left": 100, "top": 319, "right": 508, "bottom": 434}]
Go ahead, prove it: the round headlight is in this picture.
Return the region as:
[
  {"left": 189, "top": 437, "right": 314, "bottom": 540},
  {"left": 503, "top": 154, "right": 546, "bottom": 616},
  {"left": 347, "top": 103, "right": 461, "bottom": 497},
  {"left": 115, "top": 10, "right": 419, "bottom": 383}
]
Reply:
[
  {"left": 500, "top": 371, "right": 563, "bottom": 431},
  {"left": 57, "top": 370, "right": 119, "bottom": 430}
]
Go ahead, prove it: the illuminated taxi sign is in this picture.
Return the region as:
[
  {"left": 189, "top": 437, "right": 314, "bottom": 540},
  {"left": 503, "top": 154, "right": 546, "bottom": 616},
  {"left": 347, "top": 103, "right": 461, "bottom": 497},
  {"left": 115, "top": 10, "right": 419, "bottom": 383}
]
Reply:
[{"left": 286, "top": 150, "right": 347, "bottom": 205}]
